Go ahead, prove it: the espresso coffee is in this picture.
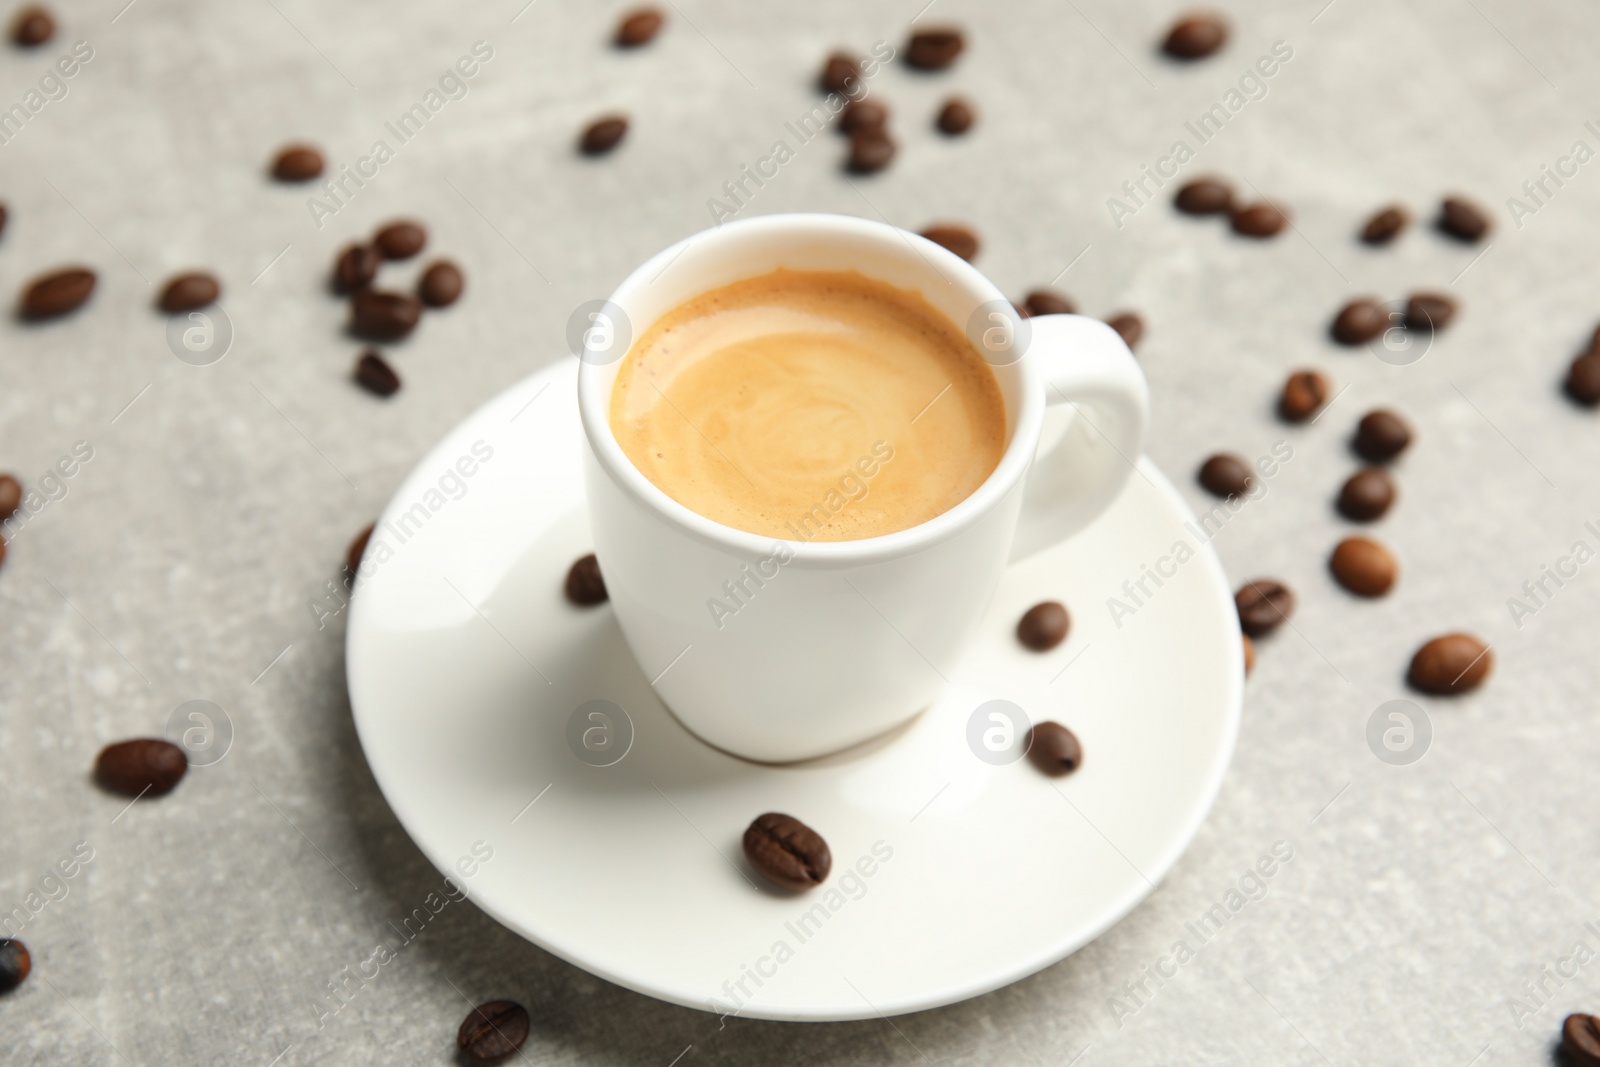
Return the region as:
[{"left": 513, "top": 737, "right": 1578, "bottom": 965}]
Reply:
[{"left": 610, "top": 268, "right": 1006, "bottom": 541}]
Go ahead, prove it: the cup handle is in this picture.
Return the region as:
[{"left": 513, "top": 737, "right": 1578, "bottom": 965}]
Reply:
[{"left": 1008, "top": 314, "right": 1150, "bottom": 564}]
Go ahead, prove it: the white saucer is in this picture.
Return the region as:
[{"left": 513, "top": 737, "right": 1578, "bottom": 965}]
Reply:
[{"left": 346, "top": 358, "right": 1243, "bottom": 1022}]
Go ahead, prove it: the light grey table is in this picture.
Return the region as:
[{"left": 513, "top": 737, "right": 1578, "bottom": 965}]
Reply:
[{"left": 3, "top": 0, "right": 1599, "bottom": 1063}]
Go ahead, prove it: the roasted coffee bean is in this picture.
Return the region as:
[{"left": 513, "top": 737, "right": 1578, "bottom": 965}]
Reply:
[
  {"left": 350, "top": 290, "right": 422, "bottom": 341},
  {"left": 919, "top": 224, "right": 979, "bottom": 261},
  {"left": 374, "top": 220, "right": 426, "bottom": 260},
  {"left": 1329, "top": 536, "right": 1397, "bottom": 597},
  {"left": 743, "top": 812, "right": 832, "bottom": 890},
  {"left": 1330, "top": 298, "right": 1386, "bottom": 346},
  {"left": 0, "top": 939, "right": 29, "bottom": 993},
  {"left": 838, "top": 99, "right": 888, "bottom": 135},
  {"left": 1437, "top": 196, "right": 1489, "bottom": 242},
  {"left": 1563, "top": 1014, "right": 1600, "bottom": 1067},
  {"left": 1198, "top": 453, "right": 1253, "bottom": 498},
  {"left": 1235, "top": 579, "right": 1294, "bottom": 637},
  {"left": 1361, "top": 205, "right": 1408, "bottom": 245},
  {"left": 1231, "top": 200, "right": 1287, "bottom": 237},
  {"left": 1403, "top": 292, "right": 1456, "bottom": 332},
  {"left": 1017, "top": 601, "right": 1069, "bottom": 651},
  {"left": 906, "top": 28, "right": 964, "bottom": 70},
  {"left": 579, "top": 115, "right": 628, "bottom": 155},
  {"left": 1163, "top": 12, "right": 1228, "bottom": 59},
  {"left": 846, "top": 128, "right": 896, "bottom": 173},
  {"left": 346, "top": 522, "right": 374, "bottom": 576},
  {"left": 12, "top": 5, "right": 52, "bottom": 46},
  {"left": 333, "top": 244, "right": 381, "bottom": 295},
  {"left": 0, "top": 474, "right": 22, "bottom": 521},
  {"left": 354, "top": 350, "right": 401, "bottom": 397},
  {"left": 615, "top": 7, "right": 663, "bottom": 47},
  {"left": 1279, "top": 369, "right": 1331, "bottom": 423},
  {"left": 20, "top": 267, "right": 95, "bottom": 320},
  {"left": 157, "top": 271, "right": 220, "bottom": 313},
  {"left": 1024, "top": 289, "right": 1075, "bottom": 316},
  {"left": 419, "top": 260, "right": 464, "bottom": 308},
  {"left": 1338, "top": 466, "right": 1396, "bottom": 522},
  {"left": 1567, "top": 352, "right": 1600, "bottom": 407},
  {"left": 1408, "top": 633, "right": 1492, "bottom": 694},
  {"left": 1106, "top": 312, "right": 1144, "bottom": 351},
  {"left": 1174, "top": 177, "right": 1233, "bottom": 215},
  {"left": 565, "top": 553, "right": 607, "bottom": 605},
  {"left": 457, "top": 1000, "right": 530, "bottom": 1064},
  {"left": 936, "top": 96, "right": 975, "bottom": 135},
  {"left": 1242, "top": 634, "right": 1255, "bottom": 676},
  {"left": 1025, "top": 721, "right": 1082, "bottom": 776},
  {"left": 1353, "top": 409, "right": 1412, "bottom": 462},
  {"left": 270, "top": 143, "right": 324, "bottom": 182},
  {"left": 94, "top": 738, "right": 187, "bottom": 797},
  {"left": 820, "top": 51, "right": 861, "bottom": 94}
]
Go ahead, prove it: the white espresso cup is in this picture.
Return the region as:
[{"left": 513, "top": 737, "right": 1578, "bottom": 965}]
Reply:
[{"left": 577, "top": 214, "right": 1148, "bottom": 763}]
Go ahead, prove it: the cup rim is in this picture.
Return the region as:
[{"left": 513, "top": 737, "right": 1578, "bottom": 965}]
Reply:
[{"left": 576, "top": 212, "right": 1044, "bottom": 565}]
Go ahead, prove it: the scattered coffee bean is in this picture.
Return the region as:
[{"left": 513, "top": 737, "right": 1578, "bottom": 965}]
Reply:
[
  {"left": 346, "top": 522, "right": 374, "bottom": 576},
  {"left": 846, "top": 128, "right": 896, "bottom": 173},
  {"left": 94, "top": 738, "right": 187, "bottom": 797},
  {"left": 1198, "top": 453, "right": 1253, "bottom": 498},
  {"left": 1563, "top": 1014, "right": 1600, "bottom": 1067},
  {"left": 1437, "top": 196, "right": 1489, "bottom": 242},
  {"left": 1329, "top": 536, "right": 1397, "bottom": 597},
  {"left": 1106, "top": 312, "right": 1144, "bottom": 351},
  {"left": 919, "top": 224, "right": 979, "bottom": 261},
  {"left": 1408, "top": 632, "right": 1491, "bottom": 694},
  {"left": 743, "top": 812, "right": 831, "bottom": 890},
  {"left": 1567, "top": 352, "right": 1600, "bottom": 407},
  {"left": 1174, "top": 177, "right": 1233, "bottom": 215},
  {"left": 1025, "top": 721, "right": 1082, "bottom": 776},
  {"left": 0, "top": 939, "right": 29, "bottom": 993},
  {"left": 0, "top": 474, "right": 22, "bottom": 521},
  {"left": 1163, "top": 12, "right": 1228, "bottom": 59},
  {"left": 1231, "top": 201, "right": 1287, "bottom": 238},
  {"left": 1330, "top": 298, "right": 1387, "bottom": 346},
  {"left": 354, "top": 350, "right": 401, "bottom": 397},
  {"left": 1361, "top": 205, "right": 1408, "bottom": 245},
  {"left": 1403, "top": 292, "right": 1456, "bottom": 332},
  {"left": 1235, "top": 579, "right": 1294, "bottom": 637},
  {"left": 579, "top": 115, "right": 628, "bottom": 155},
  {"left": 615, "top": 7, "right": 663, "bottom": 47},
  {"left": 270, "top": 143, "right": 324, "bottom": 182},
  {"left": 838, "top": 99, "right": 888, "bottom": 135},
  {"left": 906, "top": 27, "right": 964, "bottom": 70},
  {"left": 419, "top": 260, "right": 464, "bottom": 308},
  {"left": 157, "top": 271, "right": 220, "bottom": 314},
  {"left": 20, "top": 267, "right": 95, "bottom": 320},
  {"left": 1353, "top": 409, "right": 1412, "bottom": 462},
  {"left": 1017, "top": 601, "right": 1069, "bottom": 651},
  {"left": 350, "top": 290, "right": 422, "bottom": 341},
  {"left": 936, "top": 96, "right": 975, "bottom": 135},
  {"left": 565, "top": 553, "right": 607, "bottom": 605},
  {"left": 1279, "top": 369, "right": 1331, "bottom": 423},
  {"left": 820, "top": 51, "right": 861, "bottom": 94},
  {"left": 1337, "top": 466, "right": 1396, "bottom": 522},
  {"left": 333, "top": 244, "right": 380, "bottom": 294},
  {"left": 457, "top": 1000, "right": 530, "bottom": 1064},
  {"left": 1242, "top": 634, "right": 1255, "bottom": 676},
  {"left": 1024, "top": 289, "right": 1075, "bottom": 316},
  {"left": 374, "top": 220, "right": 426, "bottom": 260},
  {"left": 11, "top": 5, "right": 52, "bottom": 46}
]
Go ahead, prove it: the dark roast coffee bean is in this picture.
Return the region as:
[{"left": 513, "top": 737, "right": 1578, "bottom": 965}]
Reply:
[
  {"left": 936, "top": 96, "right": 975, "bottom": 135},
  {"left": 1279, "top": 369, "right": 1331, "bottom": 422},
  {"left": 354, "top": 350, "right": 401, "bottom": 397},
  {"left": 743, "top": 812, "right": 831, "bottom": 890},
  {"left": 615, "top": 7, "right": 663, "bottom": 47},
  {"left": 1563, "top": 1014, "right": 1600, "bottom": 1067},
  {"left": 11, "top": 5, "right": 52, "bottom": 46},
  {"left": 374, "top": 220, "right": 426, "bottom": 260},
  {"left": 1024, "top": 289, "right": 1075, "bottom": 316},
  {"left": 270, "top": 144, "right": 324, "bottom": 182},
  {"left": 1017, "top": 601, "right": 1069, "bottom": 651},
  {"left": 346, "top": 522, "right": 374, "bottom": 576},
  {"left": 457, "top": 1000, "right": 530, "bottom": 1064},
  {"left": 906, "top": 28, "right": 964, "bottom": 70},
  {"left": 565, "top": 553, "right": 607, "bottom": 605},
  {"left": 580, "top": 115, "right": 628, "bottom": 155},
  {"left": 0, "top": 474, "right": 22, "bottom": 521},
  {"left": 1567, "top": 352, "right": 1600, "bottom": 406},
  {"left": 1408, "top": 633, "right": 1491, "bottom": 694},
  {"left": 333, "top": 244, "right": 381, "bottom": 295},
  {"left": 1437, "top": 196, "right": 1489, "bottom": 242},
  {"left": 839, "top": 99, "right": 888, "bottom": 135},
  {"left": 1163, "top": 12, "right": 1227, "bottom": 59},
  {"left": 94, "top": 738, "right": 187, "bottom": 797},
  {"left": 350, "top": 290, "right": 422, "bottom": 341},
  {"left": 1198, "top": 453, "right": 1252, "bottom": 498},
  {"left": 846, "top": 128, "right": 895, "bottom": 173},
  {"left": 419, "top": 260, "right": 464, "bottom": 308},
  {"left": 20, "top": 267, "right": 95, "bottom": 320},
  {"left": 1338, "top": 466, "right": 1396, "bottom": 522},
  {"left": 158, "top": 271, "right": 220, "bottom": 313},
  {"left": 1403, "top": 292, "right": 1456, "bottom": 332},
  {"left": 1329, "top": 536, "right": 1396, "bottom": 597},
  {"left": 1174, "top": 177, "right": 1233, "bottom": 215},
  {"left": 1231, "top": 200, "right": 1287, "bottom": 237},
  {"left": 1106, "top": 312, "right": 1144, "bottom": 351},
  {"left": 1361, "top": 205, "right": 1408, "bottom": 245},
  {"left": 1235, "top": 579, "right": 1294, "bottom": 637},
  {"left": 1242, "top": 634, "right": 1255, "bottom": 676},
  {"left": 820, "top": 52, "right": 861, "bottom": 94},
  {"left": 1353, "top": 409, "right": 1412, "bottom": 462},
  {"left": 1330, "top": 298, "right": 1386, "bottom": 346},
  {"left": 919, "top": 224, "right": 979, "bottom": 261},
  {"left": 0, "top": 939, "right": 29, "bottom": 993},
  {"left": 1025, "top": 721, "right": 1082, "bottom": 776}
]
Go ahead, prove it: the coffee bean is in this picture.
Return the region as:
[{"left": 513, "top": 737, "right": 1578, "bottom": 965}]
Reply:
[
  {"left": 1408, "top": 633, "right": 1491, "bottom": 694},
  {"left": 838, "top": 99, "right": 888, "bottom": 135},
  {"left": 20, "top": 267, "right": 95, "bottom": 320},
  {"left": 0, "top": 939, "right": 30, "bottom": 993},
  {"left": 1106, "top": 312, "right": 1144, "bottom": 351},
  {"left": 1231, "top": 200, "right": 1288, "bottom": 238},
  {"left": 1330, "top": 298, "right": 1387, "bottom": 346},
  {"left": 350, "top": 290, "right": 422, "bottom": 341},
  {"left": 1198, "top": 453, "right": 1253, "bottom": 498},
  {"left": 1235, "top": 579, "right": 1294, "bottom": 637},
  {"left": 94, "top": 738, "right": 187, "bottom": 797},
  {"left": 346, "top": 522, "right": 374, "bottom": 576},
  {"left": 1242, "top": 634, "right": 1255, "bottom": 676},
  {"left": 0, "top": 474, "right": 22, "bottom": 521},
  {"left": 919, "top": 224, "right": 979, "bottom": 261},
  {"left": 565, "top": 553, "right": 607, "bottom": 605},
  {"left": 936, "top": 96, "right": 975, "bottom": 135},
  {"left": 1404, "top": 292, "right": 1456, "bottom": 332},
  {"left": 1025, "top": 721, "right": 1082, "bottom": 776},
  {"left": 1567, "top": 352, "right": 1600, "bottom": 407},
  {"left": 158, "top": 271, "right": 220, "bottom": 313},
  {"left": 906, "top": 28, "right": 964, "bottom": 70},
  {"left": 1353, "top": 409, "right": 1412, "bottom": 462},
  {"left": 846, "top": 128, "right": 896, "bottom": 173},
  {"left": 333, "top": 244, "right": 381, "bottom": 295},
  {"left": 354, "top": 350, "right": 401, "bottom": 397},
  {"left": 12, "top": 5, "right": 52, "bottom": 46},
  {"left": 1024, "top": 289, "right": 1075, "bottom": 316},
  {"left": 1279, "top": 369, "right": 1331, "bottom": 423},
  {"left": 0, "top": 537, "right": 8, "bottom": 570},
  {"left": 0, "top": 203, "right": 8, "bottom": 241},
  {"left": 743, "top": 812, "right": 831, "bottom": 890},
  {"left": 270, "top": 144, "right": 324, "bottom": 182},
  {"left": 457, "top": 1000, "right": 530, "bottom": 1064},
  {"left": 419, "top": 260, "right": 464, "bottom": 308},
  {"left": 1361, "top": 205, "right": 1408, "bottom": 245},
  {"left": 1338, "top": 467, "right": 1396, "bottom": 522},
  {"left": 1017, "top": 601, "right": 1069, "bottom": 651},
  {"left": 1563, "top": 1014, "right": 1600, "bottom": 1067},
  {"left": 615, "top": 7, "right": 663, "bottom": 47},
  {"left": 820, "top": 52, "right": 861, "bottom": 94},
  {"left": 1437, "top": 196, "right": 1489, "bottom": 242},
  {"left": 1329, "top": 536, "right": 1397, "bottom": 597},
  {"left": 1163, "top": 12, "right": 1228, "bottom": 59},
  {"left": 579, "top": 115, "right": 628, "bottom": 155},
  {"left": 1174, "top": 177, "right": 1233, "bottom": 215},
  {"left": 374, "top": 220, "right": 426, "bottom": 260}
]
